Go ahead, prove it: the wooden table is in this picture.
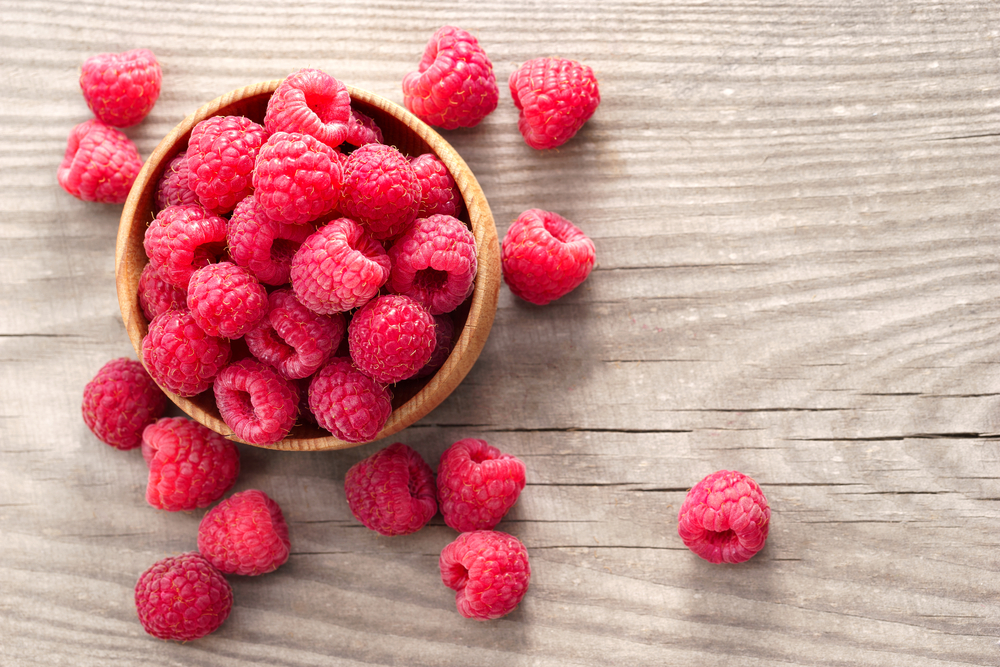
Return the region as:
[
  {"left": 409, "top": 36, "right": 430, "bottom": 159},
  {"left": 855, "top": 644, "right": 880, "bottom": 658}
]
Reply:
[{"left": 3, "top": 1, "right": 999, "bottom": 664}]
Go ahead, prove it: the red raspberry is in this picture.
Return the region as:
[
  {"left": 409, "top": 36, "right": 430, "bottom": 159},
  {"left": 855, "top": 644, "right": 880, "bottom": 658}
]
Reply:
[
  {"left": 501, "top": 209, "right": 596, "bottom": 305},
  {"left": 227, "top": 194, "right": 313, "bottom": 286},
  {"left": 81, "top": 357, "right": 167, "bottom": 451},
  {"left": 344, "top": 442, "right": 437, "bottom": 536},
  {"left": 439, "top": 530, "right": 530, "bottom": 620},
  {"left": 388, "top": 214, "right": 477, "bottom": 315},
  {"left": 141, "top": 417, "right": 240, "bottom": 511},
  {"left": 79, "top": 49, "right": 161, "bottom": 128},
  {"left": 307, "top": 357, "right": 392, "bottom": 443},
  {"left": 345, "top": 109, "right": 383, "bottom": 147},
  {"left": 245, "top": 289, "right": 346, "bottom": 380},
  {"left": 289, "top": 217, "right": 390, "bottom": 315},
  {"left": 186, "top": 115, "right": 269, "bottom": 213},
  {"left": 154, "top": 150, "right": 199, "bottom": 210},
  {"left": 264, "top": 68, "right": 352, "bottom": 148},
  {"left": 348, "top": 294, "right": 436, "bottom": 384},
  {"left": 57, "top": 119, "right": 142, "bottom": 204},
  {"left": 437, "top": 439, "right": 526, "bottom": 532},
  {"left": 253, "top": 131, "right": 343, "bottom": 225},
  {"left": 137, "top": 262, "right": 187, "bottom": 323},
  {"left": 677, "top": 470, "right": 770, "bottom": 564},
  {"left": 410, "top": 153, "right": 461, "bottom": 219},
  {"left": 339, "top": 143, "right": 420, "bottom": 240},
  {"left": 135, "top": 552, "right": 232, "bottom": 641},
  {"left": 142, "top": 309, "right": 231, "bottom": 397},
  {"left": 197, "top": 489, "right": 291, "bottom": 576},
  {"left": 214, "top": 358, "right": 299, "bottom": 446},
  {"left": 414, "top": 313, "right": 454, "bottom": 379},
  {"left": 143, "top": 204, "right": 228, "bottom": 288},
  {"left": 402, "top": 26, "right": 499, "bottom": 130},
  {"left": 509, "top": 57, "right": 601, "bottom": 150},
  {"left": 186, "top": 261, "right": 269, "bottom": 339}
]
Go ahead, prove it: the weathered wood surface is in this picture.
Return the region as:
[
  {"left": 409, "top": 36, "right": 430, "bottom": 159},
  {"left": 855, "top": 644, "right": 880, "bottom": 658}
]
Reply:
[{"left": 2, "top": 1, "right": 1000, "bottom": 664}]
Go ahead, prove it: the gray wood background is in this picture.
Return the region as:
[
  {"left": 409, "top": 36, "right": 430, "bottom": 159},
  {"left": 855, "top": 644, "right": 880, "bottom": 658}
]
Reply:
[{"left": 2, "top": 0, "right": 1000, "bottom": 664}]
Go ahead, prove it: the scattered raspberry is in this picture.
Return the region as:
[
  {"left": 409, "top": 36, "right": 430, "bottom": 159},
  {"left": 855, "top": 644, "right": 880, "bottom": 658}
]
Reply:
[
  {"left": 439, "top": 530, "right": 530, "bottom": 620},
  {"left": 253, "top": 131, "right": 343, "bottom": 225},
  {"left": 348, "top": 294, "right": 437, "bottom": 384},
  {"left": 81, "top": 357, "right": 167, "bottom": 451},
  {"left": 264, "top": 68, "right": 352, "bottom": 148},
  {"left": 227, "top": 194, "right": 313, "bottom": 286},
  {"left": 388, "top": 214, "right": 477, "bottom": 315},
  {"left": 501, "top": 209, "right": 596, "bottom": 305},
  {"left": 402, "top": 26, "right": 499, "bottom": 130},
  {"left": 307, "top": 357, "right": 392, "bottom": 443},
  {"left": 186, "top": 115, "right": 269, "bottom": 213},
  {"left": 137, "top": 262, "right": 187, "bottom": 323},
  {"left": 57, "top": 119, "right": 142, "bottom": 204},
  {"left": 214, "top": 358, "right": 299, "bottom": 446},
  {"left": 509, "top": 57, "right": 600, "bottom": 150},
  {"left": 339, "top": 143, "right": 420, "bottom": 240},
  {"left": 410, "top": 153, "right": 461, "bottom": 219},
  {"left": 414, "top": 313, "right": 454, "bottom": 379},
  {"left": 142, "top": 308, "right": 231, "bottom": 397},
  {"left": 677, "top": 470, "right": 770, "bottom": 564},
  {"left": 344, "top": 442, "right": 437, "bottom": 536},
  {"left": 142, "top": 417, "right": 240, "bottom": 511},
  {"left": 186, "top": 261, "right": 269, "bottom": 339},
  {"left": 437, "top": 438, "right": 526, "bottom": 532},
  {"left": 79, "top": 49, "right": 162, "bottom": 128},
  {"left": 345, "top": 109, "right": 384, "bottom": 147},
  {"left": 154, "top": 150, "right": 199, "bottom": 210},
  {"left": 143, "top": 204, "right": 228, "bottom": 288},
  {"left": 135, "top": 552, "right": 232, "bottom": 641},
  {"left": 198, "top": 489, "right": 291, "bottom": 576}
]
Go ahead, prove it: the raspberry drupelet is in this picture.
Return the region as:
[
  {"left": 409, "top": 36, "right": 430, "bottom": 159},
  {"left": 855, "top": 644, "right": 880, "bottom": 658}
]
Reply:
[
  {"left": 677, "top": 470, "right": 770, "bottom": 564},
  {"left": 344, "top": 442, "right": 437, "bottom": 536}
]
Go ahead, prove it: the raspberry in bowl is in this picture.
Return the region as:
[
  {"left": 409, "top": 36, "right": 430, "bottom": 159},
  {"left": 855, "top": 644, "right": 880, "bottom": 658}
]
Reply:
[{"left": 115, "top": 76, "right": 500, "bottom": 451}]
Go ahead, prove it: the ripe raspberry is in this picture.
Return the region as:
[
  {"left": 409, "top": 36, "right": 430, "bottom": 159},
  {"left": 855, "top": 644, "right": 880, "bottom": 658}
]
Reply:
[
  {"left": 339, "top": 143, "right": 420, "bottom": 240},
  {"left": 137, "top": 262, "right": 187, "bottom": 323},
  {"left": 388, "top": 214, "right": 477, "bottom": 315},
  {"left": 198, "top": 489, "right": 291, "bottom": 576},
  {"left": 253, "top": 131, "right": 343, "bottom": 225},
  {"left": 439, "top": 530, "right": 530, "bottom": 620},
  {"left": 227, "top": 194, "right": 313, "bottom": 286},
  {"left": 245, "top": 289, "right": 346, "bottom": 380},
  {"left": 143, "top": 204, "right": 228, "bottom": 288},
  {"left": 677, "top": 470, "right": 770, "bottom": 564},
  {"left": 345, "top": 109, "right": 383, "bottom": 147},
  {"left": 410, "top": 153, "right": 461, "bottom": 219},
  {"left": 509, "top": 57, "right": 600, "bottom": 150},
  {"left": 414, "top": 313, "right": 454, "bottom": 379},
  {"left": 289, "top": 217, "right": 390, "bottom": 315},
  {"left": 135, "top": 552, "right": 232, "bottom": 641},
  {"left": 214, "top": 358, "right": 299, "bottom": 446},
  {"left": 402, "top": 26, "right": 499, "bottom": 130},
  {"left": 344, "top": 442, "right": 437, "bottom": 536},
  {"left": 79, "top": 49, "right": 161, "bottom": 128},
  {"left": 154, "top": 150, "right": 199, "bottom": 210},
  {"left": 81, "top": 357, "right": 167, "bottom": 451},
  {"left": 141, "top": 417, "right": 240, "bottom": 511},
  {"left": 186, "top": 261, "right": 269, "bottom": 339},
  {"left": 501, "top": 209, "right": 596, "bottom": 305},
  {"left": 307, "top": 357, "right": 392, "bottom": 443},
  {"left": 57, "top": 119, "right": 142, "bottom": 204},
  {"left": 348, "top": 294, "right": 436, "bottom": 384},
  {"left": 437, "top": 439, "right": 526, "bottom": 532},
  {"left": 142, "top": 309, "right": 231, "bottom": 397},
  {"left": 264, "top": 68, "right": 352, "bottom": 148},
  {"left": 186, "top": 115, "right": 269, "bottom": 213}
]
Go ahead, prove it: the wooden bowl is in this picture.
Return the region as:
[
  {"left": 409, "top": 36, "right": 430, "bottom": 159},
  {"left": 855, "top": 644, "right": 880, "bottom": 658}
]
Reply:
[{"left": 115, "top": 80, "right": 500, "bottom": 451}]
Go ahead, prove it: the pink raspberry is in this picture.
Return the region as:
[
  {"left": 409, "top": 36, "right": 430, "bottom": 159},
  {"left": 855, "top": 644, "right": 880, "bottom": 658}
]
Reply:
[
  {"left": 388, "top": 214, "right": 477, "bottom": 315},
  {"left": 79, "top": 49, "right": 161, "bottom": 128},
  {"left": 509, "top": 57, "right": 601, "bottom": 150},
  {"left": 214, "top": 358, "right": 299, "bottom": 446},
  {"left": 137, "top": 262, "right": 187, "bottom": 323},
  {"left": 227, "top": 194, "right": 313, "bottom": 286},
  {"left": 414, "top": 313, "right": 454, "bottom": 379},
  {"left": 439, "top": 530, "right": 530, "bottom": 620},
  {"left": 135, "top": 552, "right": 232, "bottom": 641},
  {"left": 339, "top": 143, "right": 420, "bottom": 240},
  {"left": 252, "top": 131, "right": 343, "bottom": 225},
  {"left": 141, "top": 417, "right": 240, "bottom": 511},
  {"left": 501, "top": 209, "right": 596, "bottom": 305},
  {"left": 348, "top": 294, "right": 436, "bottom": 384},
  {"left": 143, "top": 204, "right": 228, "bottom": 288},
  {"left": 345, "top": 109, "right": 384, "bottom": 147},
  {"left": 186, "top": 261, "right": 269, "bottom": 339},
  {"left": 141, "top": 309, "right": 231, "bottom": 397},
  {"left": 264, "top": 68, "right": 352, "bottom": 148},
  {"left": 289, "top": 217, "right": 390, "bottom": 315},
  {"left": 410, "top": 153, "right": 461, "bottom": 219},
  {"left": 677, "top": 470, "right": 770, "bottom": 564},
  {"left": 307, "top": 357, "right": 392, "bottom": 443},
  {"left": 344, "top": 442, "right": 437, "bottom": 536},
  {"left": 57, "top": 119, "right": 142, "bottom": 204},
  {"left": 186, "top": 115, "right": 269, "bottom": 213},
  {"left": 154, "top": 150, "right": 199, "bottom": 210},
  {"left": 198, "top": 489, "right": 291, "bottom": 576},
  {"left": 437, "top": 439, "right": 526, "bottom": 532},
  {"left": 245, "top": 289, "right": 346, "bottom": 380},
  {"left": 402, "top": 26, "right": 499, "bottom": 130},
  {"left": 81, "top": 357, "right": 167, "bottom": 451}
]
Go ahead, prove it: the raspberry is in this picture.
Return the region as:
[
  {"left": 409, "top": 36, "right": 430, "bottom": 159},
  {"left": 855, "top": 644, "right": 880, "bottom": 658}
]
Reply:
[
  {"left": 414, "top": 313, "right": 454, "bottom": 379},
  {"left": 227, "top": 194, "right": 313, "bottom": 286},
  {"left": 264, "top": 68, "right": 352, "bottom": 148},
  {"left": 437, "top": 438, "right": 526, "bottom": 532},
  {"left": 245, "top": 289, "right": 346, "bottom": 380},
  {"left": 439, "top": 530, "right": 530, "bottom": 620},
  {"left": 402, "top": 26, "right": 499, "bottom": 130},
  {"left": 57, "top": 119, "right": 142, "bottom": 204},
  {"left": 253, "top": 131, "right": 343, "bottom": 225},
  {"left": 344, "top": 442, "right": 437, "bottom": 536},
  {"left": 135, "top": 552, "right": 232, "bottom": 641},
  {"left": 348, "top": 294, "right": 436, "bottom": 384},
  {"left": 339, "top": 143, "right": 420, "bottom": 240},
  {"left": 677, "top": 470, "right": 770, "bottom": 564},
  {"left": 387, "top": 214, "right": 477, "bottom": 315},
  {"left": 197, "top": 489, "right": 291, "bottom": 576},
  {"left": 307, "top": 357, "right": 392, "bottom": 443},
  {"left": 142, "top": 308, "right": 231, "bottom": 397},
  {"left": 143, "top": 204, "right": 228, "bottom": 288},
  {"left": 410, "top": 153, "right": 461, "bottom": 219},
  {"left": 186, "top": 261, "right": 269, "bottom": 339},
  {"left": 345, "top": 109, "right": 384, "bottom": 147},
  {"left": 154, "top": 150, "right": 199, "bottom": 211},
  {"left": 79, "top": 49, "right": 161, "bottom": 128},
  {"left": 509, "top": 57, "right": 600, "bottom": 150},
  {"left": 214, "top": 358, "right": 299, "bottom": 446},
  {"left": 501, "top": 209, "right": 596, "bottom": 305},
  {"left": 137, "top": 262, "right": 187, "bottom": 323},
  {"left": 141, "top": 417, "right": 240, "bottom": 511},
  {"left": 81, "top": 357, "right": 167, "bottom": 451},
  {"left": 289, "top": 217, "right": 390, "bottom": 315},
  {"left": 186, "top": 115, "right": 269, "bottom": 213}
]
